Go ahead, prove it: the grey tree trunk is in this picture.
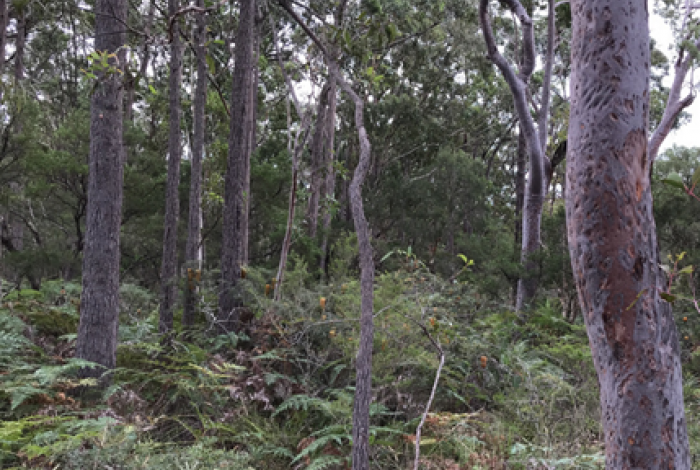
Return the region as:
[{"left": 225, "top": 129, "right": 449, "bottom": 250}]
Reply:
[
  {"left": 480, "top": 0, "right": 553, "bottom": 312},
  {"left": 219, "top": 0, "right": 256, "bottom": 332},
  {"left": 158, "top": 0, "right": 184, "bottom": 334},
  {"left": 183, "top": 0, "right": 208, "bottom": 330},
  {"left": 240, "top": 19, "right": 259, "bottom": 266},
  {"left": 319, "top": 70, "right": 338, "bottom": 275},
  {"left": 306, "top": 83, "right": 331, "bottom": 238},
  {"left": 567, "top": 1, "right": 690, "bottom": 467},
  {"left": 75, "top": 0, "right": 127, "bottom": 383}
]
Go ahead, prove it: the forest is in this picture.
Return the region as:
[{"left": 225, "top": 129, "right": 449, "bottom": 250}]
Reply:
[{"left": 1, "top": 0, "right": 699, "bottom": 468}]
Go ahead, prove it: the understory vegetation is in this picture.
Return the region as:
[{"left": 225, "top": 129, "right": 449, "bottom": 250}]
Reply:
[{"left": 4, "top": 238, "right": 700, "bottom": 469}]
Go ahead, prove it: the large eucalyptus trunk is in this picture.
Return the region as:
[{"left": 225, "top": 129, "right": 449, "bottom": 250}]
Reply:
[
  {"left": 567, "top": 1, "right": 690, "bottom": 467},
  {"left": 219, "top": 0, "right": 256, "bottom": 332},
  {"left": 183, "top": 0, "right": 208, "bottom": 329},
  {"left": 306, "top": 82, "right": 331, "bottom": 238},
  {"left": 319, "top": 73, "right": 338, "bottom": 275},
  {"left": 75, "top": 0, "right": 127, "bottom": 383},
  {"left": 158, "top": 0, "right": 184, "bottom": 334}
]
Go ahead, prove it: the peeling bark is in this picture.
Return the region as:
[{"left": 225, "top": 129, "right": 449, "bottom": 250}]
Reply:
[{"left": 567, "top": 1, "right": 690, "bottom": 467}]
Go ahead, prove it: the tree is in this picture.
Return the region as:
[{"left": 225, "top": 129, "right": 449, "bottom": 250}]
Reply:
[
  {"left": 219, "top": 0, "right": 258, "bottom": 332},
  {"left": 479, "top": 0, "right": 556, "bottom": 311},
  {"left": 566, "top": 1, "right": 690, "bottom": 467},
  {"left": 158, "top": 0, "right": 184, "bottom": 334},
  {"left": 183, "top": 0, "right": 208, "bottom": 329},
  {"left": 75, "top": 0, "right": 127, "bottom": 383}
]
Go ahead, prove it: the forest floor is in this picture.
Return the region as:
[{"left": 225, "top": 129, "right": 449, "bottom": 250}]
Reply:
[{"left": 2, "top": 268, "right": 700, "bottom": 469}]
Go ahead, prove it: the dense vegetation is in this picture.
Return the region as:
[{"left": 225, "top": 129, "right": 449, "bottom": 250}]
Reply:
[{"left": 2, "top": 0, "right": 700, "bottom": 468}]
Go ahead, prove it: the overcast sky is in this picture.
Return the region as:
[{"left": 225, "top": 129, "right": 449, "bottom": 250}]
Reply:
[{"left": 650, "top": 11, "right": 698, "bottom": 152}]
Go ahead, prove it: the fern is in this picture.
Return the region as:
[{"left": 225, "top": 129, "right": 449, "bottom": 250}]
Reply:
[{"left": 305, "top": 454, "right": 347, "bottom": 470}]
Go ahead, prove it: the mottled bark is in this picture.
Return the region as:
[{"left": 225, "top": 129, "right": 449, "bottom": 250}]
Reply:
[
  {"left": 514, "top": 127, "right": 526, "bottom": 301},
  {"left": 567, "top": 1, "right": 690, "bottom": 468},
  {"left": 183, "top": 0, "right": 208, "bottom": 329},
  {"left": 158, "top": 0, "right": 184, "bottom": 334},
  {"left": 219, "top": 0, "right": 256, "bottom": 332},
  {"left": 75, "top": 0, "right": 127, "bottom": 383}
]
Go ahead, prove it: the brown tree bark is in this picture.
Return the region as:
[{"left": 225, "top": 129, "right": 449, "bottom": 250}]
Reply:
[
  {"left": 158, "top": 0, "right": 184, "bottom": 334},
  {"left": 567, "top": 1, "right": 690, "bottom": 467},
  {"left": 75, "top": 0, "right": 127, "bottom": 383},
  {"left": 183, "top": 0, "right": 208, "bottom": 330},
  {"left": 219, "top": 0, "right": 257, "bottom": 332}
]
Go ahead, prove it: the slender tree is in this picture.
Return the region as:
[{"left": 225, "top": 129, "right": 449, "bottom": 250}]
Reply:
[
  {"left": 219, "top": 0, "right": 257, "bottom": 332},
  {"left": 158, "top": 0, "right": 184, "bottom": 334},
  {"left": 479, "top": 0, "right": 556, "bottom": 311},
  {"left": 75, "top": 0, "right": 127, "bottom": 382},
  {"left": 567, "top": 1, "right": 690, "bottom": 467},
  {"left": 183, "top": 0, "right": 208, "bottom": 329},
  {"left": 277, "top": 2, "right": 374, "bottom": 467}
]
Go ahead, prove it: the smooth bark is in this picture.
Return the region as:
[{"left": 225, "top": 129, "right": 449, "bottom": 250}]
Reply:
[
  {"left": 479, "top": 0, "right": 551, "bottom": 311},
  {"left": 183, "top": 0, "right": 208, "bottom": 329},
  {"left": 319, "top": 68, "right": 338, "bottom": 275},
  {"left": 219, "top": 0, "right": 257, "bottom": 332},
  {"left": 567, "top": 1, "right": 690, "bottom": 467},
  {"left": 158, "top": 0, "right": 184, "bottom": 334},
  {"left": 75, "top": 0, "right": 127, "bottom": 383},
  {"left": 306, "top": 82, "right": 330, "bottom": 238}
]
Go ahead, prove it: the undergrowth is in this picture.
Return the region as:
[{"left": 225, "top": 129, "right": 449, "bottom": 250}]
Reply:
[{"left": 0, "top": 263, "right": 615, "bottom": 469}]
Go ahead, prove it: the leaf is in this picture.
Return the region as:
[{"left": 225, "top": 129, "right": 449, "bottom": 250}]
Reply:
[
  {"left": 661, "top": 173, "right": 686, "bottom": 190},
  {"left": 380, "top": 251, "right": 394, "bottom": 262},
  {"left": 626, "top": 289, "right": 647, "bottom": 310},
  {"left": 692, "top": 167, "right": 700, "bottom": 189},
  {"left": 679, "top": 265, "right": 694, "bottom": 275},
  {"left": 660, "top": 292, "right": 677, "bottom": 304}
]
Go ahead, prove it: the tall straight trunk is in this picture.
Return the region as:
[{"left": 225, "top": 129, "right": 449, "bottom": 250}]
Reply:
[
  {"left": 567, "top": 1, "right": 690, "bottom": 467},
  {"left": 75, "top": 0, "right": 127, "bottom": 383},
  {"left": 219, "top": 0, "right": 256, "bottom": 332},
  {"left": 183, "top": 0, "right": 208, "bottom": 329},
  {"left": 240, "top": 20, "right": 259, "bottom": 266},
  {"left": 124, "top": 0, "right": 155, "bottom": 124},
  {"left": 320, "top": 67, "right": 338, "bottom": 275},
  {"left": 513, "top": 127, "right": 526, "bottom": 301},
  {"left": 158, "top": 0, "right": 184, "bottom": 334},
  {"left": 306, "top": 83, "right": 331, "bottom": 238}
]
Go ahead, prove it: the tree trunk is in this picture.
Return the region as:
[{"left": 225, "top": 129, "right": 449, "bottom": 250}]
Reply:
[
  {"left": 319, "top": 67, "right": 338, "bottom": 275},
  {"left": 479, "top": 0, "right": 550, "bottom": 312},
  {"left": 513, "top": 127, "right": 526, "bottom": 302},
  {"left": 158, "top": 0, "right": 184, "bottom": 334},
  {"left": 75, "top": 0, "right": 127, "bottom": 384},
  {"left": 567, "top": 1, "right": 690, "bottom": 467},
  {"left": 306, "top": 83, "right": 331, "bottom": 238},
  {"left": 183, "top": 0, "right": 208, "bottom": 330},
  {"left": 240, "top": 18, "right": 259, "bottom": 266},
  {"left": 219, "top": 0, "right": 256, "bottom": 333}
]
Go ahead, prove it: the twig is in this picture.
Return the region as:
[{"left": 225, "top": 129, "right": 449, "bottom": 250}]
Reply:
[{"left": 412, "top": 308, "right": 445, "bottom": 470}]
